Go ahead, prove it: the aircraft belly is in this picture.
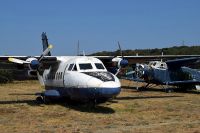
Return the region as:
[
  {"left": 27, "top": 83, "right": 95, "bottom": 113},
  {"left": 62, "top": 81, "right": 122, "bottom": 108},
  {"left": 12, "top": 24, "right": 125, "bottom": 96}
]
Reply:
[{"left": 45, "top": 86, "right": 121, "bottom": 100}]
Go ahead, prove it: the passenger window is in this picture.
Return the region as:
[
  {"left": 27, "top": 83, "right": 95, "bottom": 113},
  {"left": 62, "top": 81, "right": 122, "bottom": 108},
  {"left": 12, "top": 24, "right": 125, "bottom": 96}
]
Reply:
[
  {"left": 61, "top": 72, "right": 63, "bottom": 79},
  {"left": 79, "top": 63, "right": 93, "bottom": 70},
  {"left": 68, "top": 64, "right": 74, "bottom": 71},
  {"left": 95, "top": 63, "right": 105, "bottom": 69},
  {"left": 59, "top": 72, "right": 61, "bottom": 79}
]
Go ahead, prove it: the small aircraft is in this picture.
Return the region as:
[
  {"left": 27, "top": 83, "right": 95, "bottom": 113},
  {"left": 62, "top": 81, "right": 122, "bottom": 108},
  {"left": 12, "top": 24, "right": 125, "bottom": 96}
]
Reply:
[
  {"left": 124, "top": 57, "right": 200, "bottom": 92},
  {"left": 0, "top": 33, "right": 129, "bottom": 104}
]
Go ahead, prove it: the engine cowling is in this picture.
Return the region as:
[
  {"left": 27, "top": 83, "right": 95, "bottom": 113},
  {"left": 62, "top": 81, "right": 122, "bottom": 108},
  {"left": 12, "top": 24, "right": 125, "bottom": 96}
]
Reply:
[
  {"left": 119, "top": 59, "right": 128, "bottom": 68},
  {"left": 112, "top": 57, "right": 128, "bottom": 68},
  {"left": 26, "top": 58, "right": 40, "bottom": 70}
]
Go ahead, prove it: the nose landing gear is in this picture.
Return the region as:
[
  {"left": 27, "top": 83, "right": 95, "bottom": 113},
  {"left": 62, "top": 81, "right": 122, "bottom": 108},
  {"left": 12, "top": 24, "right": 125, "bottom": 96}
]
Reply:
[{"left": 35, "top": 93, "right": 50, "bottom": 104}]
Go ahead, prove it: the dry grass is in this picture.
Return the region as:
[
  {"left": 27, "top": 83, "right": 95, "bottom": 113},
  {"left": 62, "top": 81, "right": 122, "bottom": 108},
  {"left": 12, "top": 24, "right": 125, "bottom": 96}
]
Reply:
[{"left": 0, "top": 80, "right": 199, "bottom": 133}]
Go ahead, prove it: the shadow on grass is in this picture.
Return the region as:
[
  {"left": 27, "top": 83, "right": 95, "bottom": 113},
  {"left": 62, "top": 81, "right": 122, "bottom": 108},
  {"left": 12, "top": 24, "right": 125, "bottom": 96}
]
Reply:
[
  {"left": 122, "top": 86, "right": 200, "bottom": 94},
  {"left": 116, "top": 95, "right": 183, "bottom": 100},
  {"left": 64, "top": 103, "right": 115, "bottom": 114},
  {"left": 0, "top": 99, "right": 41, "bottom": 106},
  {"left": 0, "top": 98, "right": 115, "bottom": 114},
  {"left": 122, "top": 86, "right": 163, "bottom": 92},
  {"left": 9, "top": 93, "right": 36, "bottom": 96}
]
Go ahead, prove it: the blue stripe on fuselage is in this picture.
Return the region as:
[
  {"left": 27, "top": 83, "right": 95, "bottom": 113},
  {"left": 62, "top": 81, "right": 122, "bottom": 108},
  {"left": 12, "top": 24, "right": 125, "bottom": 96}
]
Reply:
[{"left": 45, "top": 86, "right": 121, "bottom": 101}]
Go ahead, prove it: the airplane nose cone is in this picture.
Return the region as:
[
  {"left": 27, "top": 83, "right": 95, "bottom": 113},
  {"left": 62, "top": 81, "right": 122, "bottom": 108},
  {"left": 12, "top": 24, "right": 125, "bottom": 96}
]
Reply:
[{"left": 97, "top": 81, "right": 121, "bottom": 98}]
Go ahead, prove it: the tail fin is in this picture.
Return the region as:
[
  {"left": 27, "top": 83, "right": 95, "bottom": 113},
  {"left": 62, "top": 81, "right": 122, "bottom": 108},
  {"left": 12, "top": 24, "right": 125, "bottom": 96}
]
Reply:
[{"left": 41, "top": 32, "right": 51, "bottom": 56}]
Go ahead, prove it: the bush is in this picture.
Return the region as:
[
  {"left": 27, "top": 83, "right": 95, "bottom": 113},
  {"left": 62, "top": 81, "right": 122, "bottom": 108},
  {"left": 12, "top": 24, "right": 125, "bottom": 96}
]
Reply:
[{"left": 0, "top": 70, "right": 13, "bottom": 83}]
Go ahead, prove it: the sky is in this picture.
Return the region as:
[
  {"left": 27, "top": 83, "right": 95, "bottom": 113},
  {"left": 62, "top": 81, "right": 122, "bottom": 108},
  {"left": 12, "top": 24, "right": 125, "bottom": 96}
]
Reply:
[{"left": 0, "top": 0, "right": 200, "bottom": 55}]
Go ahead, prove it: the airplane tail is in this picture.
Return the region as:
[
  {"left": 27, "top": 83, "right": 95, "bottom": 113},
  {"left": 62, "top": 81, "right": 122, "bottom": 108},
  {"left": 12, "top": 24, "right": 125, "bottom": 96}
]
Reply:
[{"left": 41, "top": 32, "right": 51, "bottom": 56}]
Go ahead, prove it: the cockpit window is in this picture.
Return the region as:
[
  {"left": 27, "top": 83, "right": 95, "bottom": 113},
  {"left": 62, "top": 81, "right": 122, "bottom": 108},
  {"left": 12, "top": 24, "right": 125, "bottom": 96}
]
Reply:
[
  {"left": 79, "top": 63, "right": 93, "bottom": 70},
  {"left": 95, "top": 63, "right": 105, "bottom": 69},
  {"left": 72, "top": 64, "right": 77, "bottom": 71},
  {"left": 68, "top": 64, "right": 74, "bottom": 71}
]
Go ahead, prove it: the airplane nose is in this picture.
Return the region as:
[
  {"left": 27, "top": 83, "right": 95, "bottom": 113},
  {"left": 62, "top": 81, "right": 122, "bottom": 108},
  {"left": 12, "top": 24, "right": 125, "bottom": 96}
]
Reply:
[
  {"left": 95, "top": 87, "right": 121, "bottom": 99},
  {"left": 97, "top": 81, "right": 121, "bottom": 98}
]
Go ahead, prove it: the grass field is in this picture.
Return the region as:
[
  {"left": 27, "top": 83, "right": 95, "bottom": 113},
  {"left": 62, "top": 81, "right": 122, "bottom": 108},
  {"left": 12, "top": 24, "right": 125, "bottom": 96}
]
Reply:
[{"left": 0, "top": 80, "right": 199, "bottom": 133}]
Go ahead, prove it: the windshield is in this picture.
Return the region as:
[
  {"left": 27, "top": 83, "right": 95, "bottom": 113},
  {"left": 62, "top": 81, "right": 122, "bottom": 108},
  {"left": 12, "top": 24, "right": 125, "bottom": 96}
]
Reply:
[
  {"left": 68, "top": 64, "right": 74, "bottom": 71},
  {"left": 79, "top": 63, "right": 93, "bottom": 70},
  {"left": 95, "top": 63, "right": 105, "bottom": 70}
]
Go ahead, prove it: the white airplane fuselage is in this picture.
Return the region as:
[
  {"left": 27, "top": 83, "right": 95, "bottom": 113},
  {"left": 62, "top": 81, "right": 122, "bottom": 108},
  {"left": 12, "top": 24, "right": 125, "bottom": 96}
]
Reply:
[{"left": 41, "top": 56, "right": 121, "bottom": 101}]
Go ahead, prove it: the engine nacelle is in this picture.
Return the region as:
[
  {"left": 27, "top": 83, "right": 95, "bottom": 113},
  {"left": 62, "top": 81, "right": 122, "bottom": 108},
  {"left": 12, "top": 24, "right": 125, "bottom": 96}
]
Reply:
[
  {"left": 119, "top": 59, "right": 128, "bottom": 68},
  {"left": 112, "top": 57, "right": 128, "bottom": 68},
  {"left": 26, "top": 58, "right": 40, "bottom": 70}
]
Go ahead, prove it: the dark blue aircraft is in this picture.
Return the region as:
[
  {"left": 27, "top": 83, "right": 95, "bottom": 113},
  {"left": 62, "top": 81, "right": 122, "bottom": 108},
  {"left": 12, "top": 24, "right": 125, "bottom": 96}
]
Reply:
[{"left": 124, "top": 57, "right": 200, "bottom": 92}]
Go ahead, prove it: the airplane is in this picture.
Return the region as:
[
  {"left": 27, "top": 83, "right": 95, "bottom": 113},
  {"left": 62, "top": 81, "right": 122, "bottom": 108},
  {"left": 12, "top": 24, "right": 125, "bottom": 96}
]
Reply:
[
  {"left": 123, "top": 57, "right": 200, "bottom": 92},
  {"left": 91, "top": 44, "right": 200, "bottom": 77},
  {"left": 0, "top": 32, "right": 129, "bottom": 104}
]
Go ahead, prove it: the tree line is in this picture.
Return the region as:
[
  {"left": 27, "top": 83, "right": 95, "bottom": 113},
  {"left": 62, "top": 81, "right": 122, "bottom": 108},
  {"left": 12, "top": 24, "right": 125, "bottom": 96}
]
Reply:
[
  {"left": 0, "top": 45, "right": 199, "bottom": 83},
  {"left": 91, "top": 45, "right": 200, "bottom": 56}
]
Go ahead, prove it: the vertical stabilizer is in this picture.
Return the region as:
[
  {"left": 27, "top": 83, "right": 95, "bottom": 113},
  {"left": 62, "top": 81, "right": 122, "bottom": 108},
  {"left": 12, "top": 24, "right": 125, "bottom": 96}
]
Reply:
[{"left": 41, "top": 32, "right": 51, "bottom": 56}]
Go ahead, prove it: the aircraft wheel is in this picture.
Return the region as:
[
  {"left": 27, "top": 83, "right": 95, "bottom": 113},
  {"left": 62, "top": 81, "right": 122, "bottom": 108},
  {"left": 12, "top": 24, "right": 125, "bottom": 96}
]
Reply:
[
  {"left": 136, "top": 87, "right": 140, "bottom": 91},
  {"left": 166, "top": 88, "right": 174, "bottom": 93},
  {"left": 36, "top": 96, "right": 44, "bottom": 104}
]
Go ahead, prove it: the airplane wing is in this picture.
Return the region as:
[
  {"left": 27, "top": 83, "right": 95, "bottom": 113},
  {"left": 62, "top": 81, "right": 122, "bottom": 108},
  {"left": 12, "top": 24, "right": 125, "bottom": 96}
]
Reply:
[
  {"left": 166, "top": 57, "right": 200, "bottom": 70},
  {"left": 0, "top": 56, "right": 58, "bottom": 69},
  {"left": 0, "top": 56, "right": 57, "bottom": 62},
  {"left": 93, "top": 55, "right": 200, "bottom": 66}
]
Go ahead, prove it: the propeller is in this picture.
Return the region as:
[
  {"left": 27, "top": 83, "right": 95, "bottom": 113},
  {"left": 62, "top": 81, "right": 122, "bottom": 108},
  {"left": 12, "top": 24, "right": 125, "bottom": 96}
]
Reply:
[
  {"left": 118, "top": 41, "right": 123, "bottom": 58},
  {"left": 8, "top": 44, "right": 53, "bottom": 70},
  {"left": 125, "top": 63, "right": 145, "bottom": 90},
  {"left": 8, "top": 58, "right": 29, "bottom": 64},
  {"left": 125, "top": 64, "right": 144, "bottom": 78},
  {"left": 38, "top": 44, "right": 53, "bottom": 61},
  {"left": 134, "top": 63, "right": 144, "bottom": 90},
  {"left": 135, "top": 64, "right": 145, "bottom": 78},
  {"left": 112, "top": 42, "right": 128, "bottom": 76}
]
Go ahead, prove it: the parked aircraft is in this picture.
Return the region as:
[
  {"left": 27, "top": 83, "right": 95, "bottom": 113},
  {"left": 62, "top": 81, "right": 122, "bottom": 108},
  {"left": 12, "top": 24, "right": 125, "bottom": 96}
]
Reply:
[
  {"left": 0, "top": 33, "right": 129, "bottom": 104},
  {"left": 1, "top": 32, "right": 199, "bottom": 104},
  {"left": 124, "top": 58, "right": 200, "bottom": 92}
]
